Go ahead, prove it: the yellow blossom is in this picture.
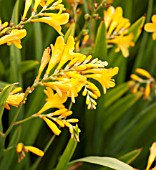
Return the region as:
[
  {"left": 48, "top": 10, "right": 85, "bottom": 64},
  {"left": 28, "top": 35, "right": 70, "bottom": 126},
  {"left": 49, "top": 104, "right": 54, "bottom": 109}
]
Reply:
[
  {"left": 42, "top": 75, "right": 87, "bottom": 103},
  {"left": 0, "top": 29, "right": 27, "bottom": 49},
  {"left": 107, "top": 34, "right": 134, "bottom": 57},
  {"left": 22, "top": 0, "right": 33, "bottom": 19},
  {"left": 146, "top": 142, "right": 156, "bottom": 170},
  {"left": 37, "top": 87, "right": 67, "bottom": 114},
  {"left": 145, "top": 15, "right": 156, "bottom": 40},
  {"left": 46, "top": 36, "right": 65, "bottom": 75},
  {"left": 5, "top": 93, "right": 25, "bottom": 110},
  {"left": 86, "top": 67, "right": 119, "bottom": 94},
  {"left": 104, "top": 6, "right": 130, "bottom": 36},
  {"left": 42, "top": 116, "right": 61, "bottom": 135},
  {"left": 31, "top": 13, "right": 69, "bottom": 35},
  {"left": 36, "top": 47, "right": 51, "bottom": 81},
  {"left": 34, "top": 0, "right": 43, "bottom": 12},
  {"left": 0, "top": 20, "right": 8, "bottom": 31}
]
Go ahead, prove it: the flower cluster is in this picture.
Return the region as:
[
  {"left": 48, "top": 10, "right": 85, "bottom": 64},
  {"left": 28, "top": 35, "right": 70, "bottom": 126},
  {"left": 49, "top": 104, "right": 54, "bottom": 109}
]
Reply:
[
  {"left": 129, "top": 68, "right": 155, "bottom": 99},
  {"left": 105, "top": 6, "right": 135, "bottom": 57},
  {"left": 32, "top": 35, "right": 118, "bottom": 140},
  {"left": 0, "top": 0, "right": 69, "bottom": 48},
  {"left": 145, "top": 14, "right": 156, "bottom": 40}
]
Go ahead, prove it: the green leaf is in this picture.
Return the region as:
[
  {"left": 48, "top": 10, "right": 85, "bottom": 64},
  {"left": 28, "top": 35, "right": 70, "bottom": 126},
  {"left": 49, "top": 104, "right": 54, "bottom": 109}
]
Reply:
[
  {"left": 103, "top": 92, "right": 142, "bottom": 132},
  {"left": 55, "top": 138, "right": 77, "bottom": 170},
  {"left": 0, "top": 126, "right": 22, "bottom": 170},
  {"left": 70, "top": 156, "right": 133, "bottom": 170},
  {"left": 128, "top": 16, "right": 145, "bottom": 42},
  {"left": 0, "top": 81, "right": 10, "bottom": 90},
  {"left": 9, "top": 0, "right": 22, "bottom": 85},
  {"left": 20, "top": 60, "right": 39, "bottom": 74},
  {"left": 64, "top": 23, "right": 75, "bottom": 43},
  {"left": 0, "top": 84, "right": 14, "bottom": 150},
  {"left": 104, "top": 82, "right": 129, "bottom": 108},
  {"left": 119, "top": 149, "right": 142, "bottom": 164},
  {"left": 93, "top": 21, "right": 107, "bottom": 59},
  {"left": 0, "top": 84, "right": 13, "bottom": 121}
]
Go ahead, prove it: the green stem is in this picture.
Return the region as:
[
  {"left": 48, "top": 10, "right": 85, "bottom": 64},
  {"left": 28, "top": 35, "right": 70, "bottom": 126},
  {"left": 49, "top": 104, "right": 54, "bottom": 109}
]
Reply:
[
  {"left": 14, "top": 115, "right": 37, "bottom": 125},
  {"left": 31, "top": 135, "right": 56, "bottom": 170}
]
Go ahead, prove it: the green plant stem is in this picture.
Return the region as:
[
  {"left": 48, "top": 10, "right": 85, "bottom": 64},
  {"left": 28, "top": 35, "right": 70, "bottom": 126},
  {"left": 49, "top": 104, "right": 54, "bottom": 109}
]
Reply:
[{"left": 31, "top": 135, "right": 56, "bottom": 170}]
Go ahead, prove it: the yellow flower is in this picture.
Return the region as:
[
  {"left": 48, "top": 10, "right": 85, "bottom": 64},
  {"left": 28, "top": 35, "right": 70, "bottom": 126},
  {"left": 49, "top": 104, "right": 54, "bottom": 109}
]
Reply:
[
  {"left": 16, "top": 143, "right": 44, "bottom": 162},
  {"left": 104, "top": 6, "right": 130, "bottom": 37},
  {"left": 31, "top": 13, "right": 69, "bottom": 35},
  {"left": 146, "top": 142, "right": 156, "bottom": 170},
  {"left": 22, "top": 0, "right": 33, "bottom": 19},
  {"left": 0, "top": 29, "right": 27, "bottom": 49},
  {"left": 42, "top": 75, "right": 87, "bottom": 103},
  {"left": 42, "top": 116, "right": 61, "bottom": 135},
  {"left": 5, "top": 93, "right": 25, "bottom": 110},
  {"left": 145, "top": 15, "right": 156, "bottom": 40},
  {"left": 46, "top": 36, "right": 65, "bottom": 75},
  {"left": 86, "top": 67, "right": 119, "bottom": 94},
  {"left": 37, "top": 87, "right": 67, "bottom": 114},
  {"left": 107, "top": 34, "right": 135, "bottom": 57}
]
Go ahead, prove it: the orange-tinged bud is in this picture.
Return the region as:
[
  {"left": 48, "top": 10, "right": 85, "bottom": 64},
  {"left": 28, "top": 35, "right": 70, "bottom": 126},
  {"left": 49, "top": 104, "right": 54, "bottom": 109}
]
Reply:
[{"left": 136, "top": 68, "right": 152, "bottom": 79}]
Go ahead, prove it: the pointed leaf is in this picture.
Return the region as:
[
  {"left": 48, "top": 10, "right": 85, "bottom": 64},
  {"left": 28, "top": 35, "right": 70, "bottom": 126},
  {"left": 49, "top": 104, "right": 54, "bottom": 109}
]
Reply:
[
  {"left": 104, "top": 82, "right": 129, "bottom": 108},
  {"left": 55, "top": 138, "right": 77, "bottom": 170},
  {"left": 119, "top": 149, "right": 142, "bottom": 164},
  {"left": 128, "top": 16, "right": 145, "bottom": 42},
  {"left": 64, "top": 23, "right": 75, "bottom": 43},
  {"left": 93, "top": 21, "right": 107, "bottom": 59}
]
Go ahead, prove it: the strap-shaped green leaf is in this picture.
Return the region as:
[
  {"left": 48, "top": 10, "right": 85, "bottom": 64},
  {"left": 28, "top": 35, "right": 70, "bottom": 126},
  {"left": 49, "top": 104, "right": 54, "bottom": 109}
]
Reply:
[
  {"left": 93, "top": 21, "right": 107, "bottom": 59},
  {"left": 104, "top": 82, "right": 129, "bottom": 108},
  {"left": 64, "top": 23, "right": 75, "bottom": 43},
  {"left": 128, "top": 16, "right": 145, "bottom": 42},
  {"left": 20, "top": 60, "right": 39, "bottom": 74},
  {"left": 103, "top": 92, "right": 142, "bottom": 132},
  {"left": 70, "top": 156, "right": 133, "bottom": 170},
  {"left": 119, "top": 148, "right": 142, "bottom": 164},
  {"left": 55, "top": 138, "right": 77, "bottom": 170}
]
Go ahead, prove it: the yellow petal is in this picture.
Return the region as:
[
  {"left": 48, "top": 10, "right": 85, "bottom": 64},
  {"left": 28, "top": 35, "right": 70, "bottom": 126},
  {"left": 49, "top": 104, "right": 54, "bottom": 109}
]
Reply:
[
  {"left": 145, "top": 23, "right": 156, "bottom": 32},
  {"left": 25, "top": 146, "right": 44, "bottom": 156},
  {"left": 34, "top": 0, "right": 42, "bottom": 12},
  {"left": 31, "top": 13, "right": 69, "bottom": 35},
  {"left": 22, "top": 0, "right": 33, "bottom": 19},
  {"left": 46, "top": 36, "right": 65, "bottom": 75},
  {"left": 152, "top": 15, "right": 156, "bottom": 23},
  {"left": 42, "top": 117, "right": 61, "bottom": 135}
]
